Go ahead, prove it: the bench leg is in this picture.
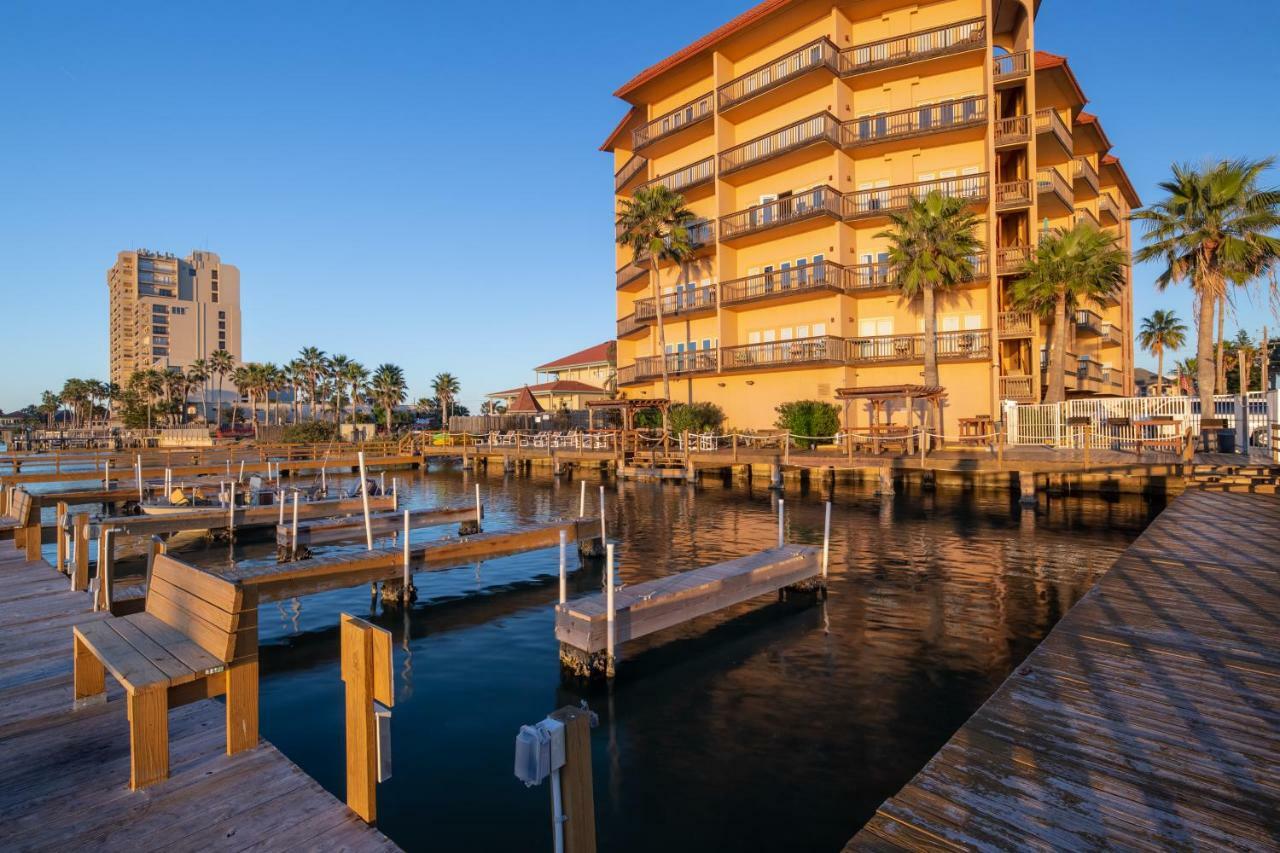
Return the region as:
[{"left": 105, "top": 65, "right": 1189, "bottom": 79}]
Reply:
[
  {"left": 127, "top": 688, "right": 169, "bottom": 790},
  {"left": 225, "top": 660, "right": 259, "bottom": 755},
  {"left": 73, "top": 634, "right": 105, "bottom": 705}
]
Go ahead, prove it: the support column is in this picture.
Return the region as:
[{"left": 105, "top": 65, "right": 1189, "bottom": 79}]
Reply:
[{"left": 1018, "top": 471, "right": 1037, "bottom": 505}]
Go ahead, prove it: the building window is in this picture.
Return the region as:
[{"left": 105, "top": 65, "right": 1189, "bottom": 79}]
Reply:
[
  {"left": 152, "top": 304, "right": 167, "bottom": 314},
  {"left": 218, "top": 311, "right": 225, "bottom": 319},
  {"left": 171, "top": 306, "right": 185, "bottom": 315},
  {"left": 211, "top": 294, "right": 218, "bottom": 303},
  {"left": 218, "top": 321, "right": 226, "bottom": 330}
]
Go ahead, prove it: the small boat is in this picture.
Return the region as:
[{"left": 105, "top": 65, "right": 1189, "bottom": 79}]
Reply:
[{"left": 140, "top": 475, "right": 310, "bottom": 516}]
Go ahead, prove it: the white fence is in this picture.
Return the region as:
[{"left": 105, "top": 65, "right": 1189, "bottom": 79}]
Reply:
[{"left": 1006, "top": 392, "right": 1274, "bottom": 449}]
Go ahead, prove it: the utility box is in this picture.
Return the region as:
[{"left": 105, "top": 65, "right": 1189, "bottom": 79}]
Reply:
[{"left": 513, "top": 717, "right": 566, "bottom": 787}]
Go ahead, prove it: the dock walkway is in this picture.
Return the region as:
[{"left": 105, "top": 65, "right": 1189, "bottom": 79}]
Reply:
[
  {"left": 847, "top": 489, "right": 1280, "bottom": 850},
  {"left": 0, "top": 540, "right": 397, "bottom": 851}
]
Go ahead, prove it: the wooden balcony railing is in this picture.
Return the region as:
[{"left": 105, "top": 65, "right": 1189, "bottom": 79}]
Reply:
[
  {"left": 994, "top": 179, "right": 1033, "bottom": 210},
  {"left": 843, "top": 173, "right": 988, "bottom": 220},
  {"left": 614, "top": 154, "right": 647, "bottom": 193},
  {"left": 1100, "top": 322, "right": 1125, "bottom": 346},
  {"left": 616, "top": 313, "right": 646, "bottom": 338},
  {"left": 1036, "top": 167, "right": 1073, "bottom": 207},
  {"left": 718, "top": 38, "right": 841, "bottom": 111},
  {"left": 720, "top": 261, "right": 843, "bottom": 306},
  {"left": 639, "top": 156, "right": 715, "bottom": 195},
  {"left": 634, "top": 284, "right": 717, "bottom": 322},
  {"left": 616, "top": 364, "right": 638, "bottom": 386},
  {"left": 616, "top": 259, "right": 647, "bottom": 288},
  {"left": 996, "top": 245, "right": 1031, "bottom": 274},
  {"left": 1075, "top": 309, "right": 1103, "bottom": 334},
  {"left": 847, "top": 329, "right": 991, "bottom": 364},
  {"left": 1098, "top": 193, "right": 1122, "bottom": 224},
  {"left": 839, "top": 18, "right": 985, "bottom": 75},
  {"left": 1073, "top": 156, "right": 1100, "bottom": 194},
  {"left": 993, "top": 50, "right": 1030, "bottom": 83},
  {"left": 1078, "top": 357, "right": 1105, "bottom": 383},
  {"left": 634, "top": 219, "right": 716, "bottom": 262},
  {"left": 720, "top": 186, "right": 843, "bottom": 240},
  {"left": 1074, "top": 206, "right": 1101, "bottom": 230},
  {"left": 721, "top": 335, "right": 846, "bottom": 371},
  {"left": 1035, "top": 108, "right": 1072, "bottom": 153},
  {"left": 632, "top": 350, "right": 718, "bottom": 380},
  {"left": 1041, "top": 349, "right": 1078, "bottom": 370},
  {"left": 999, "top": 374, "right": 1036, "bottom": 402},
  {"left": 843, "top": 96, "right": 986, "bottom": 147},
  {"left": 632, "top": 92, "right": 714, "bottom": 150},
  {"left": 998, "top": 310, "right": 1033, "bottom": 338},
  {"left": 994, "top": 114, "right": 1031, "bottom": 146},
  {"left": 843, "top": 252, "right": 987, "bottom": 292},
  {"left": 719, "top": 112, "right": 842, "bottom": 175}
]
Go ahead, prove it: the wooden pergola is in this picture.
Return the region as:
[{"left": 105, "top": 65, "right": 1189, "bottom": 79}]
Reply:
[
  {"left": 585, "top": 398, "right": 670, "bottom": 432},
  {"left": 835, "top": 385, "right": 947, "bottom": 454}
]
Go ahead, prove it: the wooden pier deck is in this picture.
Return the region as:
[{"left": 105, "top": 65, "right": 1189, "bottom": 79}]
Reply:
[
  {"left": 0, "top": 540, "right": 397, "bottom": 851},
  {"left": 276, "top": 504, "right": 480, "bottom": 552},
  {"left": 846, "top": 488, "right": 1280, "bottom": 851}
]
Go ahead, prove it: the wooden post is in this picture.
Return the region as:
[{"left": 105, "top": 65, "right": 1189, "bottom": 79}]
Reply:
[
  {"left": 72, "top": 513, "right": 89, "bottom": 591},
  {"left": 732, "top": 431, "right": 739, "bottom": 463},
  {"left": 96, "top": 529, "right": 114, "bottom": 612},
  {"left": 547, "top": 705, "right": 598, "bottom": 853},
  {"left": 136, "top": 455, "right": 144, "bottom": 505},
  {"left": 23, "top": 495, "right": 41, "bottom": 561},
  {"left": 358, "top": 451, "right": 373, "bottom": 550},
  {"left": 340, "top": 613, "right": 394, "bottom": 824},
  {"left": 1083, "top": 424, "right": 1092, "bottom": 471},
  {"left": 55, "top": 501, "right": 68, "bottom": 573}
]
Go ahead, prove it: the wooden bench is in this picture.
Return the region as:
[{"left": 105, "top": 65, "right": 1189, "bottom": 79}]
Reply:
[
  {"left": 72, "top": 554, "right": 259, "bottom": 789},
  {"left": 1, "top": 488, "right": 39, "bottom": 555}
]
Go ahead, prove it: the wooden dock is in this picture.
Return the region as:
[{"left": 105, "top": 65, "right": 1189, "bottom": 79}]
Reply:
[
  {"left": 556, "top": 544, "right": 822, "bottom": 677},
  {"left": 276, "top": 504, "right": 481, "bottom": 554},
  {"left": 847, "top": 489, "right": 1280, "bottom": 850},
  {"left": 0, "top": 540, "right": 397, "bottom": 851}
]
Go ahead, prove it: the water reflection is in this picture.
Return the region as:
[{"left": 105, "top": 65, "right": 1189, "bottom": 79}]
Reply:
[{"left": 175, "top": 465, "right": 1157, "bottom": 852}]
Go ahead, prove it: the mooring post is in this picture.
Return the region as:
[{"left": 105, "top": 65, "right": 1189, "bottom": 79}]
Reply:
[
  {"left": 402, "top": 510, "right": 412, "bottom": 603},
  {"left": 777, "top": 499, "right": 784, "bottom": 548},
  {"left": 392, "top": 477, "right": 398, "bottom": 511},
  {"left": 103, "top": 459, "right": 110, "bottom": 491},
  {"left": 822, "top": 501, "right": 831, "bottom": 579},
  {"left": 877, "top": 464, "right": 894, "bottom": 496},
  {"left": 72, "top": 513, "right": 89, "bottom": 591},
  {"left": 291, "top": 492, "right": 300, "bottom": 560},
  {"left": 340, "top": 613, "right": 394, "bottom": 825},
  {"left": 228, "top": 481, "right": 236, "bottom": 537},
  {"left": 579, "top": 479, "right": 586, "bottom": 517},
  {"left": 238, "top": 460, "right": 245, "bottom": 482},
  {"left": 135, "top": 455, "right": 144, "bottom": 505},
  {"left": 605, "top": 544, "right": 616, "bottom": 678},
  {"left": 321, "top": 465, "right": 327, "bottom": 496},
  {"left": 599, "top": 485, "right": 606, "bottom": 544},
  {"left": 379, "top": 471, "right": 386, "bottom": 499},
  {"left": 1018, "top": 471, "right": 1037, "bottom": 505},
  {"left": 546, "top": 705, "right": 598, "bottom": 853},
  {"left": 278, "top": 489, "right": 286, "bottom": 526},
  {"left": 55, "top": 501, "right": 68, "bottom": 573},
  {"left": 558, "top": 529, "right": 567, "bottom": 605},
  {"left": 358, "top": 451, "right": 373, "bottom": 550},
  {"left": 769, "top": 463, "right": 783, "bottom": 491},
  {"left": 475, "top": 483, "right": 482, "bottom": 531},
  {"left": 1083, "top": 424, "right": 1092, "bottom": 471}
]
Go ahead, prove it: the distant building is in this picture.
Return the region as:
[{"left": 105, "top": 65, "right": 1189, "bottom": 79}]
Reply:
[
  {"left": 1134, "top": 367, "right": 1179, "bottom": 397},
  {"left": 107, "top": 248, "right": 242, "bottom": 389},
  {"left": 487, "top": 341, "right": 617, "bottom": 411}
]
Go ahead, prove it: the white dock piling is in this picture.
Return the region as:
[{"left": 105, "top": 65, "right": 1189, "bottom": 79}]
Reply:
[
  {"left": 558, "top": 530, "right": 567, "bottom": 605},
  {"left": 380, "top": 471, "right": 386, "bottom": 498},
  {"left": 135, "top": 456, "right": 144, "bottom": 504},
  {"left": 358, "top": 451, "right": 373, "bottom": 550},
  {"left": 291, "top": 492, "right": 300, "bottom": 560},
  {"left": 278, "top": 489, "right": 286, "bottom": 525},
  {"left": 579, "top": 480, "right": 586, "bottom": 518},
  {"left": 605, "top": 543, "right": 616, "bottom": 671},
  {"left": 392, "top": 477, "right": 398, "bottom": 511},
  {"left": 599, "top": 485, "right": 606, "bottom": 544},
  {"left": 103, "top": 459, "right": 110, "bottom": 491},
  {"left": 321, "top": 465, "right": 327, "bottom": 496},
  {"left": 475, "top": 483, "right": 482, "bottom": 530},
  {"left": 777, "top": 499, "right": 784, "bottom": 548},
  {"left": 822, "top": 501, "right": 831, "bottom": 578},
  {"left": 238, "top": 460, "right": 245, "bottom": 482},
  {"left": 228, "top": 481, "right": 236, "bottom": 534},
  {"left": 402, "top": 509, "right": 411, "bottom": 602}
]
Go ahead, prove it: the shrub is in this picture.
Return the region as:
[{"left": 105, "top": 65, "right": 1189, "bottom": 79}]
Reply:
[
  {"left": 279, "top": 421, "right": 337, "bottom": 444},
  {"left": 774, "top": 400, "right": 841, "bottom": 449},
  {"left": 670, "top": 402, "right": 725, "bottom": 434}
]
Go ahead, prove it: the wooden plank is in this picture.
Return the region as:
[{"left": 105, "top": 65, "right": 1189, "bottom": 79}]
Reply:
[
  {"left": 279, "top": 504, "right": 478, "bottom": 548},
  {"left": 123, "top": 611, "right": 226, "bottom": 676},
  {"left": 106, "top": 617, "right": 198, "bottom": 684},
  {"left": 72, "top": 620, "right": 171, "bottom": 692}
]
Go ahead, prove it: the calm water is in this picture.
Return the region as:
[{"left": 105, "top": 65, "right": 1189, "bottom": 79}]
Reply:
[{"left": 35, "top": 465, "right": 1162, "bottom": 852}]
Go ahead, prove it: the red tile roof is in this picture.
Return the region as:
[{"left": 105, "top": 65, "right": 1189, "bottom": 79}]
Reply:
[
  {"left": 487, "top": 380, "right": 609, "bottom": 398},
  {"left": 1073, "top": 110, "right": 1113, "bottom": 152},
  {"left": 507, "top": 386, "right": 545, "bottom": 414},
  {"left": 1101, "top": 154, "right": 1142, "bottom": 208},
  {"left": 534, "top": 341, "right": 615, "bottom": 372},
  {"left": 601, "top": 107, "right": 639, "bottom": 153},
  {"left": 612, "top": 0, "right": 797, "bottom": 100},
  {"left": 1034, "top": 50, "right": 1087, "bottom": 105}
]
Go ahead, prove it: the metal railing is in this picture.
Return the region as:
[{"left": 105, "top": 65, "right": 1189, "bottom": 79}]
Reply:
[
  {"left": 847, "top": 329, "right": 991, "bottom": 363},
  {"left": 993, "top": 50, "right": 1030, "bottom": 83},
  {"left": 1073, "top": 156, "right": 1100, "bottom": 194},
  {"left": 718, "top": 38, "right": 841, "bottom": 111},
  {"left": 999, "top": 374, "right": 1036, "bottom": 401},
  {"left": 719, "top": 186, "right": 843, "bottom": 240},
  {"left": 840, "top": 18, "right": 985, "bottom": 75},
  {"left": 1098, "top": 193, "right": 1122, "bottom": 224},
  {"left": 719, "top": 112, "right": 842, "bottom": 175},
  {"left": 614, "top": 154, "right": 647, "bottom": 192},
  {"left": 843, "top": 173, "right": 988, "bottom": 220},
  {"left": 633, "top": 92, "right": 714, "bottom": 150},
  {"left": 1035, "top": 108, "right": 1072, "bottom": 153},
  {"left": 1007, "top": 392, "right": 1273, "bottom": 448},
  {"left": 1074, "top": 206, "right": 1101, "bottom": 230},
  {"left": 998, "top": 310, "right": 1034, "bottom": 338},
  {"left": 616, "top": 313, "right": 646, "bottom": 338},
  {"left": 638, "top": 156, "right": 715, "bottom": 195},
  {"left": 720, "top": 261, "right": 844, "bottom": 305},
  {"left": 994, "top": 114, "right": 1031, "bottom": 146},
  {"left": 994, "top": 179, "right": 1033, "bottom": 210},
  {"left": 616, "top": 259, "right": 648, "bottom": 288},
  {"left": 721, "top": 335, "right": 846, "bottom": 370},
  {"left": 1075, "top": 309, "right": 1103, "bottom": 334},
  {"left": 996, "top": 245, "right": 1031, "bottom": 274},
  {"left": 843, "top": 96, "right": 986, "bottom": 147},
  {"left": 634, "top": 284, "right": 717, "bottom": 322},
  {"left": 631, "top": 350, "right": 718, "bottom": 380}
]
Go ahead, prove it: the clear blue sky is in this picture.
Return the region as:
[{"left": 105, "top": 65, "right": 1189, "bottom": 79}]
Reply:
[{"left": 2, "top": 0, "right": 1278, "bottom": 411}]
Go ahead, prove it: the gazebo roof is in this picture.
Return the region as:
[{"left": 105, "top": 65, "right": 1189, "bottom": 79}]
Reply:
[
  {"left": 835, "top": 384, "right": 947, "bottom": 401},
  {"left": 507, "top": 385, "right": 545, "bottom": 413}
]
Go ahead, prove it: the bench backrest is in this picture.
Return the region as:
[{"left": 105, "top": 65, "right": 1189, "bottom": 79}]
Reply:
[
  {"left": 145, "top": 555, "right": 256, "bottom": 664},
  {"left": 10, "top": 489, "right": 33, "bottom": 524}
]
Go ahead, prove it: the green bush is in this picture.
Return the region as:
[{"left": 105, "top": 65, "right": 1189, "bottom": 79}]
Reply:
[
  {"left": 774, "top": 400, "right": 841, "bottom": 449},
  {"left": 279, "top": 421, "right": 337, "bottom": 444},
  {"left": 633, "top": 402, "right": 725, "bottom": 433},
  {"left": 632, "top": 406, "right": 664, "bottom": 429}
]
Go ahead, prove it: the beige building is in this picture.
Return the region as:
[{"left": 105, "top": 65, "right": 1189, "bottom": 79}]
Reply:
[
  {"left": 107, "top": 249, "right": 242, "bottom": 388},
  {"left": 486, "top": 341, "right": 618, "bottom": 411}
]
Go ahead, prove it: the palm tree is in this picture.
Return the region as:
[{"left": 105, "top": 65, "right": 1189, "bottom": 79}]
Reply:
[
  {"left": 208, "top": 349, "right": 235, "bottom": 428},
  {"left": 298, "top": 347, "right": 328, "bottom": 421},
  {"left": 336, "top": 360, "right": 368, "bottom": 426},
  {"left": 432, "top": 372, "right": 461, "bottom": 428},
  {"left": 231, "top": 365, "right": 255, "bottom": 431},
  {"left": 1137, "top": 310, "right": 1187, "bottom": 397},
  {"left": 329, "top": 354, "right": 353, "bottom": 426},
  {"left": 186, "top": 360, "right": 210, "bottom": 423},
  {"left": 616, "top": 185, "right": 698, "bottom": 430},
  {"left": 128, "top": 369, "right": 165, "bottom": 429},
  {"left": 39, "top": 390, "right": 59, "bottom": 429},
  {"left": 876, "top": 191, "right": 985, "bottom": 389},
  {"left": 1133, "top": 157, "right": 1280, "bottom": 418},
  {"left": 369, "top": 363, "right": 407, "bottom": 433},
  {"left": 1011, "top": 222, "right": 1128, "bottom": 403}
]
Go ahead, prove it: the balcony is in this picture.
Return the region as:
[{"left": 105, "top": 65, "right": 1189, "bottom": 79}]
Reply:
[
  {"left": 718, "top": 38, "right": 840, "bottom": 113},
  {"left": 632, "top": 92, "right": 714, "bottom": 153},
  {"left": 847, "top": 329, "right": 991, "bottom": 364},
  {"left": 720, "top": 261, "right": 844, "bottom": 307},
  {"left": 719, "top": 112, "right": 842, "bottom": 179},
  {"left": 1098, "top": 193, "right": 1122, "bottom": 225},
  {"left": 1035, "top": 108, "right": 1072, "bottom": 158},
  {"left": 1075, "top": 309, "right": 1103, "bottom": 335},
  {"left": 616, "top": 259, "right": 648, "bottom": 289},
  {"left": 1036, "top": 167, "right": 1074, "bottom": 215},
  {"left": 843, "top": 96, "right": 986, "bottom": 148},
  {"left": 843, "top": 173, "right": 988, "bottom": 221},
  {"left": 993, "top": 50, "right": 1030, "bottom": 85},
  {"left": 615, "top": 154, "right": 647, "bottom": 193},
  {"left": 634, "top": 219, "right": 717, "bottom": 263},
  {"left": 719, "top": 186, "right": 843, "bottom": 242},
  {"left": 994, "top": 114, "right": 1031, "bottom": 148},
  {"left": 721, "top": 335, "right": 846, "bottom": 371},
  {"left": 996, "top": 245, "right": 1031, "bottom": 275},
  {"left": 634, "top": 284, "right": 717, "bottom": 323},
  {"left": 844, "top": 252, "right": 988, "bottom": 293},
  {"left": 1077, "top": 356, "right": 1105, "bottom": 392},
  {"left": 994, "top": 179, "right": 1033, "bottom": 210},
  {"left": 617, "top": 313, "right": 647, "bottom": 338},
  {"left": 999, "top": 374, "right": 1037, "bottom": 402},
  {"left": 998, "top": 310, "right": 1034, "bottom": 338},
  {"left": 616, "top": 364, "right": 639, "bottom": 386},
  {"left": 839, "top": 18, "right": 986, "bottom": 76},
  {"left": 1074, "top": 206, "right": 1101, "bottom": 230},
  {"left": 632, "top": 350, "right": 718, "bottom": 381},
  {"left": 1072, "top": 156, "right": 1100, "bottom": 197},
  {"left": 639, "top": 156, "right": 715, "bottom": 196},
  {"left": 1100, "top": 322, "right": 1125, "bottom": 347}
]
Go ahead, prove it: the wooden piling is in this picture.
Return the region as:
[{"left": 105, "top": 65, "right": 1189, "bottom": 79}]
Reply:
[
  {"left": 340, "top": 613, "right": 394, "bottom": 824},
  {"left": 547, "top": 705, "right": 598, "bottom": 853}
]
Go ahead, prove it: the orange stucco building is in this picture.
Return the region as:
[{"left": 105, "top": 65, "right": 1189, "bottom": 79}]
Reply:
[{"left": 604, "top": 0, "right": 1139, "bottom": 431}]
